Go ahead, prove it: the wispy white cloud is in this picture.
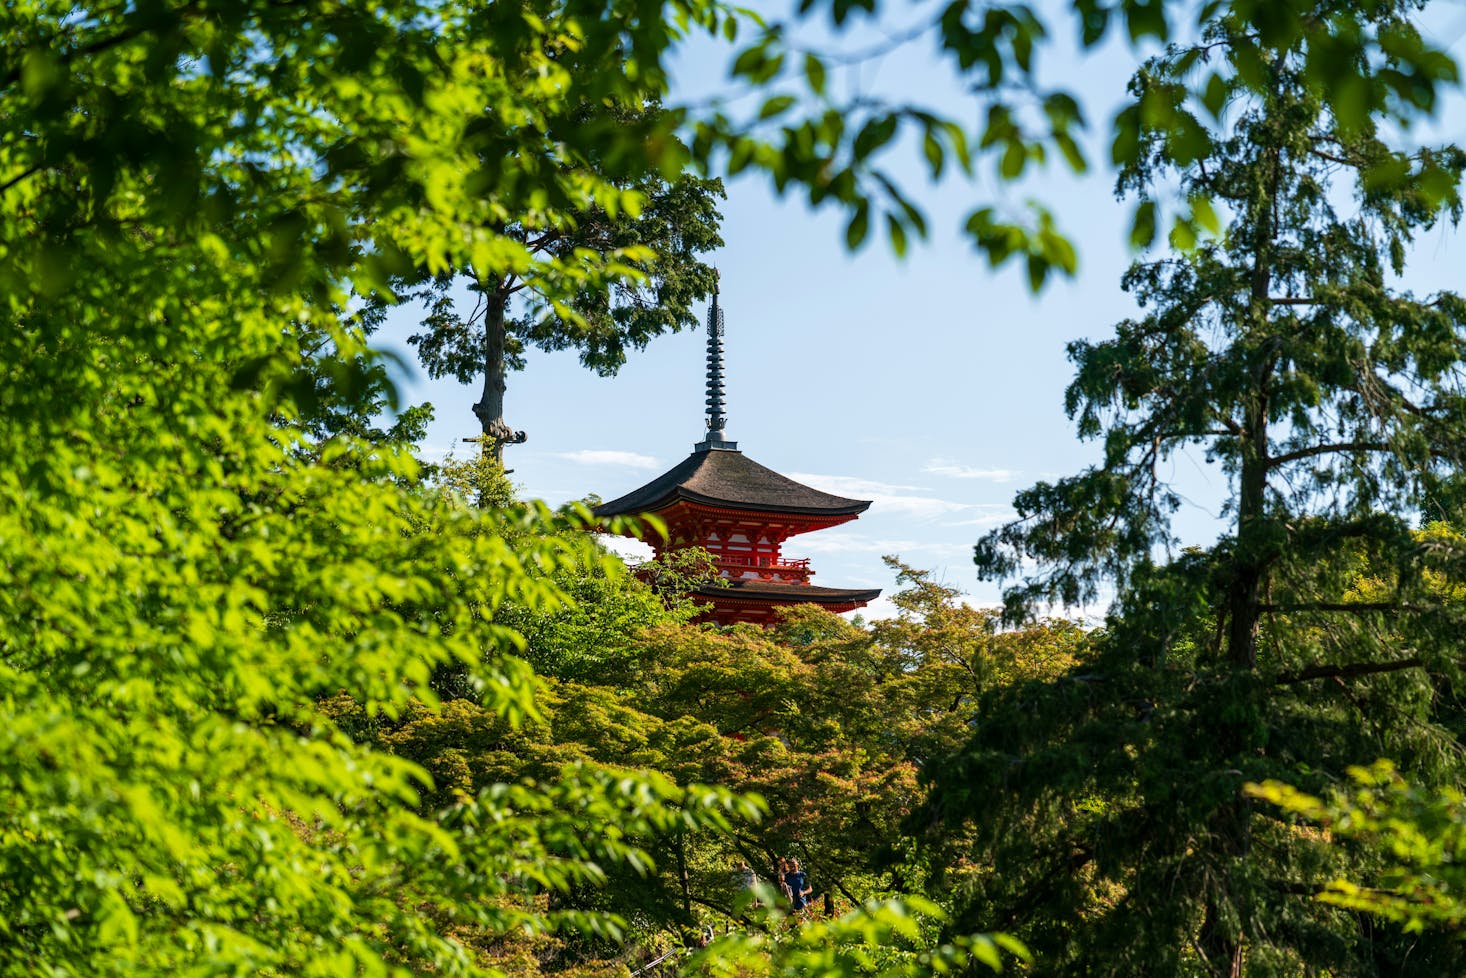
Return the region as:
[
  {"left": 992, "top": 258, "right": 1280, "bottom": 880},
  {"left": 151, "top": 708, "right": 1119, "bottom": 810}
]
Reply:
[
  {"left": 416, "top": 442, "right": 459, "bottom": 462},
  {"left": 789, "top": 472, "right": 972, "bottom": 521},
  {"left": 923, "top": 458, "right": 1018, "bottom": 482},
  {"left": 856, "top": 594, "right": 901, "bottom": 622},
  {"left": 556, "top": 449, "right": 661, "bottom": 470},
  {"left": 942, "top": 505, "right": 1017, "bottom": 528},
  {"left": 1034, "top": 592, "right": 1113, "bottom": 627},
  {"left": 798, "top": 535, "right": 973, "bottom": 559},
  {"left": 853, "top": 588, "right": 1005, "bottom": 624},
  {"left": 794, "top": 474, "right": 930, "bottom": 495},
  {"left": 905, "top": 542, "right": 977, "bottom": 559},
  {"left": 798, "top": 536, "right": 922, "bottom": 555}
]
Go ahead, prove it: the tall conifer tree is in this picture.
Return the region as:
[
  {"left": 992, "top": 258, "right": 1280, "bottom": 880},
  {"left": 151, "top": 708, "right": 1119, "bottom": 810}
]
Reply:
[{"left": 931, "top": 1, "right": 1466, "bottom": 974}]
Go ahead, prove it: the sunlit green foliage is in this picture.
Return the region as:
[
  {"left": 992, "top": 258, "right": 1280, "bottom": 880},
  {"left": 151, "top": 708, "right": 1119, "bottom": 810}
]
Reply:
[
  {"left": 5, "top": 1, "right": 1461, "bottom": 975},
  {"left": 1247, "top": 760, "right": 1466, "bottom": 934},
  {"left": 697, "top": 897, "right": 1031, "bottom": 977},
  {"left": 337, "top": 536, "right": 1078, "bottom": 958},
  {"left": 0, "top": 2, "right": 942, "bottom": 975},
  {"left": 704, "top": 0, "right": 1458, "bottom": 277}
]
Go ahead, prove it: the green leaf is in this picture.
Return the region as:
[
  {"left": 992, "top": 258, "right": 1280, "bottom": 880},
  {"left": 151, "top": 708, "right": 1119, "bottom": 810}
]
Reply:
[
  {"left": 758, "top": 95, "right": 796, "bottom": 119},
  {"left": 1201, "top": 72, "right": 1228, "bottom": 119},
  {"left": 97, "top": 895, "right": 139, "bottom": 947},
  {"left": 1129, "top": 200, "right": 1156, "bottom": 248},
  {"left": 1043, "top": 229, "right": 1078, "bottom": 275},
  {"left": 1330, "top": 75, "right": 1370, "bottom": 135},
  {"left": 1124, "top": 0, "right": 1168, "bottom": 43},
  {"left": 1055, "top": 131, "right": 1087, "bottom": 172},
  {"left": 1077, "top": 0, "right": 1110, "bottom": 46},
  {"left": 1112, "top": 104, "right": 1141, "bottom": 166},
  {"left": 972, "top": 938, "right": 1004, "bottom": 972},
  {"left": 924, "top": 130, "right": 945, "bottom": 178},
  {"left": 853, "top": 115, "right": 899, "bottom": 160},
  {"left": 846, "top": 202, "right": 870, "bottom": 249},
  {"left": 1168, "top": 112, "right": 1211, "bottom": 166},
  {"left": 1000, "top": 142, "right": 1026, "bottom": 180},
  {"left": 1168, "top": 215, "right": 1197, "bottom": 251},
  {"left": 1027, "top": 253, "right": 1049, "bottom": 291},
  {"left": 730, "top": 45, "right": 764, "bottom": 79},
  {"left": 946, "top": 121, "right": 974, "bottom": 173},
  {"left": 804, "top": 53, "right": 827, "bottom": 96},
  {"left": 21, "top": 48, "right": 61, "bottom": 98},
  {"left": 887, "top": 212, "right": 909, "bottom": 257},
  {"left": 1190, "top": 196, "right": 1220, "bottom": 236}
]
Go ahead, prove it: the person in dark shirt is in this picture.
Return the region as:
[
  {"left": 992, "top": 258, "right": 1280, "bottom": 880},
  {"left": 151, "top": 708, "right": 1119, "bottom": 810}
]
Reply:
[{"left": 783, "top": 858, "right": 811, "bottom": 911}]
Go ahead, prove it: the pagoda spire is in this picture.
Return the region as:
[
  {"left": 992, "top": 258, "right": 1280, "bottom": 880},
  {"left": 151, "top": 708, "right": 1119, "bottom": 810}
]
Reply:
[{"left": 695, "top": 277, "right": 737, "bottom": 452}]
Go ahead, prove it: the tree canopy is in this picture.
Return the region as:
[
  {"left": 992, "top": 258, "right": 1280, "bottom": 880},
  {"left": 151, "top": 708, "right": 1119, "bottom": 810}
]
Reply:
[
  {"left": 0, "top": 2, "right": 1030, "bottom": 973},
  {"left": 387, "top": 102, "right": 724, "bottom": 456},
  {"left": 5, "top": 0, "right": 1466, "bottom": 976}
]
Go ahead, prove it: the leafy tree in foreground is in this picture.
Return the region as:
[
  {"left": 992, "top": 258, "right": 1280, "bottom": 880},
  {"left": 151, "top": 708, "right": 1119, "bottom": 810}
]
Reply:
[
  {"left": 0, "top": 3, "right": 978, "bottom": 977},
  {"left": 927, "top": 1, "right": 1466, "bottom": 974},
  {"left": 698, "top": 0, "right": 1459, "bottom": 275},
  {"left": 1247, "top": 758, "right": 1466, "bottom": 935}
]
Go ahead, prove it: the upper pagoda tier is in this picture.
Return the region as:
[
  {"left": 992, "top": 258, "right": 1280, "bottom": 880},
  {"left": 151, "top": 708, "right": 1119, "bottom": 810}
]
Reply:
[
  {"left": 594, "top": 447, "right": 870, "bottom": 525},
  {"left": 592, "top": 446, "right": 871, "bottom": 587},
  {"left": 593, "top": 280, "right": 879, "bottom": 625}
]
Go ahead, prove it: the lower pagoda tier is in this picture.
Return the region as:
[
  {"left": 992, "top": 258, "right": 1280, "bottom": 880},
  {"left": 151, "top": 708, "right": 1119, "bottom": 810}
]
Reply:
[
  {"left": 595, "top": 446, "right": 880, "bottom": 626},
  {"left": 691, "top": 580, "right": 883, "bottom": 626}
]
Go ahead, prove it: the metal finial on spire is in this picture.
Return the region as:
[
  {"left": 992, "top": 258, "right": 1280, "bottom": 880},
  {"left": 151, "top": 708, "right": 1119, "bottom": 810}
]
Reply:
[
  {"left": 705, "top": 286, "right": 726, "bottom": 431},
  {"left": 694, "top": 276, "right": 737, "bottom": 452}
]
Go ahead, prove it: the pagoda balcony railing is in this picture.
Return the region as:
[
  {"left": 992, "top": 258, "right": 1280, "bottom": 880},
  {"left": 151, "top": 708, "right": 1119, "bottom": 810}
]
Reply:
[{"left": 716, "top": 556, "right": 813, "bottom": 581}]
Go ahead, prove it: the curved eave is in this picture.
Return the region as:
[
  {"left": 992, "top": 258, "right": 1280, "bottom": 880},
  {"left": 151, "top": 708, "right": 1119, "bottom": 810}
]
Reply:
[
  {"left": 694, "top": 581, "right": 882, "bottom": 607},
  {"left": 597, "top": 486, "right": 870, "bottom": 520},
  {"left": 598, "top": 489, "right": 867, "bottom": 527},
  {"left": 593, "top": 449, "right": 871, "bottom": 520},
  {"left": 598, "top": 500, "right": 863, "bottom": 545},
  {"left": 672, "top": 486, "right": 869, "bottom": 517}
]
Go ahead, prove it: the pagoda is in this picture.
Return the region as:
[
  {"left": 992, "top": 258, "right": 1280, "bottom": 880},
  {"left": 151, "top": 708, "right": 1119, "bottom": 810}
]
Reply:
[{"left": 595, "top": 285, "right": 880, "bottom": 626}]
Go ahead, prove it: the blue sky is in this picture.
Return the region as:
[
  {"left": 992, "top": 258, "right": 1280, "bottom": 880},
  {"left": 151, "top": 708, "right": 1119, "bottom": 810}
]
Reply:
[{"left": 380, "top": 3, "right": 1466, "bottom": 621}]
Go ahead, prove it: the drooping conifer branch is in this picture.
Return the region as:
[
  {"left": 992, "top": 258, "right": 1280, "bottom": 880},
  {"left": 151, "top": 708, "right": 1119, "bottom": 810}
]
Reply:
[{"left": 1273, "top": 657, "right": 1425, "bottom": 685}]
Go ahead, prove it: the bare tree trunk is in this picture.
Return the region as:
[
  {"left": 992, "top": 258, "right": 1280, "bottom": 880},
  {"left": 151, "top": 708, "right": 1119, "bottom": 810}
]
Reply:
[
  {"left": 1224, "top": 144, "right": 1279, "bottom": 673},
  {"left": 1197, "top": 897, "right": 1246, "bottom": 978},
  {"left": 675, "top": 830, "right": 693, "bottom": 922},
  {"left": 471, "top": 281, "right": 524, "bottom": 463},
  {"left": 1225, "top": 391, "right": 1268, "bottom": 670},
  {"left": 1199, "top": 142, "right": 1284, "bottom": 978}
]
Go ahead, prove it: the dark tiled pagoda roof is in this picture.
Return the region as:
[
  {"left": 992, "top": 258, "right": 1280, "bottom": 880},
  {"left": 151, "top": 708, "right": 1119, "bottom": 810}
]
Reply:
[
  {"left": 594, "top": 448, "right": 871, "bottom": 518},
  {"left": 693, "top": 580, "right": 882, "bottom": 606}
]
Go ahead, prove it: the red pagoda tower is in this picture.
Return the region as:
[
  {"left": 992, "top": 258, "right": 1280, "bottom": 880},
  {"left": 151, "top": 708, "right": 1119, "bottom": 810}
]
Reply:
[{"left": 595, "top": 286, "right": 880, "bottom": 626}]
